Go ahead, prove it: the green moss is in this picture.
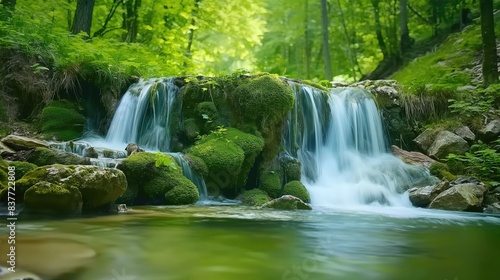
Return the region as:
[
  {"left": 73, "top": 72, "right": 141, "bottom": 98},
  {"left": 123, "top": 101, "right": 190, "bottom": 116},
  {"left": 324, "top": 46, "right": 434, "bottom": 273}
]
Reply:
[
  {"left": 188, "top": 137, "right": 244, "bottom": 177},
  {"left": 24, "top": 182, "right": 82, "bottom": 215},
  {"left": 0, "top": 100, "right": 9, "bottom": 137},
  {"left": 234, "top": 74, "right": 294, "bottom": 123},
  {"left": 238, "top": 189, "right": 270, "bottom": 206},
  {"left": 9, "top": 161, "right": 37, "bottom": 180},
  {"left": 282, "top": 180, "right": 310, "bottom": 203},
  {"left": 279, "top": 156, "right": 301, "bottom": 183},
  {"left": 429, "top": 162, "right": 457, "bottom": 181},
  {"left": 259, "top": 171, "right": 282, "bottom": 199},
  {"left": 183, "top": 118, "right": 200, "bottom": 142},
  {"left": 164, "top": 179, "right": 199, "bottom": 205},
  {"left": 0, "top": 158, "right": 8, "bottom": 190},
  {"left": 38, "top": 101, "right": 85, "bottom": 141},
  {"left": 27, "top": 147, "right": 90, "bottom": 166},
  {"left": 184, "top": 153, "right": 209, "bottom": 177},
  {"left": 195, "top": 102, "right": 218, "bottom": 120}
]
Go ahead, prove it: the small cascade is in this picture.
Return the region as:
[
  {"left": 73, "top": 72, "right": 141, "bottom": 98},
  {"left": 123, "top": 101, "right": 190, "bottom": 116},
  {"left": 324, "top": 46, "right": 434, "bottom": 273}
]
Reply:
[
  {"left": 49, "top": 141, "right": 126, "bottom": 168},
  {"left": 106, "top": 78, "right": 182, "bottom": 151},
  {"left": 169, "top": 153, "right": 209, "bottom": 200},
  {"left": 284, "top": 84, "right": 436, "bottom": 207}
]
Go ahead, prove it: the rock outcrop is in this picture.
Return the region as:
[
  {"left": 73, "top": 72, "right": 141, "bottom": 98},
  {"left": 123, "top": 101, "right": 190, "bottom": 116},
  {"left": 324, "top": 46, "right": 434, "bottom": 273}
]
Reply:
[
  {"left": 429, "top": 183, "right": 487, "bottom": 211},
  {"left": 427, "top": 131, "right": 469, "bottom": 160},
  {"left": 391, "top": 145, "right": 436, "bottom": 168},
  {"left": 1, "top": 135, "right": 48, "bottom": 151},
  {"left": 479, "top": 119, "right": 500, "bottom": 142},
  {"left": 408, "top": 181, "right": 451, "bottom": 207}
]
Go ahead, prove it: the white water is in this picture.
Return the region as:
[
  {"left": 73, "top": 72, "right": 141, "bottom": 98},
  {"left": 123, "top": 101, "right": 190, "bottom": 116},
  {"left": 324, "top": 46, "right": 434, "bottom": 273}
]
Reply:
[{"left": 284, "top": 84, "right": 436, "bottom": 207}]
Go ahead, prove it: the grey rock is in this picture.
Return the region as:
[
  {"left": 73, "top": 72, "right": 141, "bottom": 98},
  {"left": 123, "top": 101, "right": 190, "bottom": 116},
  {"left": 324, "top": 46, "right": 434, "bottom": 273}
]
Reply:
[
  {"left": 391, "top": 145, "right": 436, "bottom": 168},
  {"left": 414, "top": 128, "right": 442, "bottom": 152},
  {"left": 84, "top": 147, "right": 99, "bottom": 158},
  {"left": 1, "top": 135, "right": 48, "bottom": 151},
  {"left": 409, "top": 181, "right": 451, "bottom": 207},
  {"left": 456, "top": 85, "right": 477, "bottom": 92},
  {"left": 261, "top": 195, "right": 312, "bottom": 210},
  {"left": 428, "top": 131, "right": 469, "bottom": 160},
  {"left": 484, "top": 202, "right": 500, "bottom": 214},
  {"left": 453, "top": 126, "right": 475, "bottom": 142},
  {"left": 0, "top": 141, "right": 15, "bottom": 155},
  {"left": 479, "top": 119, "right": 500, "bottom": 142},
  {"left": 429, "top": 183, "right": 487, "bottom": 211}
]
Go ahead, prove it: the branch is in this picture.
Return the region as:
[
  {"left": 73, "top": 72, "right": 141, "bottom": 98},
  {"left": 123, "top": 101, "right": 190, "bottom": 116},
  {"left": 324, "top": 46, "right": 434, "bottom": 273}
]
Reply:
[
  {"left": 407, "top": 3, "right": 431, "bottom": 25},
  {"left": 93, "top": 0, "right": 124, "bottom": 37}
]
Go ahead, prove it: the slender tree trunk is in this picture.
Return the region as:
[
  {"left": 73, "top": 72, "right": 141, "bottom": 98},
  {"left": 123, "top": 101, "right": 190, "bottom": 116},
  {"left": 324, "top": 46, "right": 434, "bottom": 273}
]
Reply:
[
  {"left": 72, "top": 0, "right": 96, "bottom": 35},
  {"left": 304, "top": 0, "right": 311, "bottom": 79},
  {"left": 320, "top": 0, "right": 332, "bottom": 80},
  {"left": 67, "top": 0, "right": 73, "bottom": 31},
  {"left": 479, "top": 0, "right": 498, "bottom": 86},
  {"left": 123, "top": 0, "right": 141, "bottom": 43},
  {"left": 186, "top": 0, "right": 201, "bottom": 58},
  {"left": 371, "top": 0, "right": 389, "bottom": 59},
  {"left": 399, "top": 0, "right": 411, "bottom": 54},
  {"left": 336, "top": 0, "right": 356, "bottom": 79}
]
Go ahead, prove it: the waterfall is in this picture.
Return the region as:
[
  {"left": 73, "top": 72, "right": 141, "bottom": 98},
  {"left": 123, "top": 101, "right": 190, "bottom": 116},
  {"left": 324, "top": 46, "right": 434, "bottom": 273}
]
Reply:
[
  {"left": 284, "top": 84, "right": 435, "bottom": 207},
  {"left": 169, "top": 153, "right": 209, "bottom": 200},
  {"left": 106, "top": 78, "right": 181, "bottom": 152}
]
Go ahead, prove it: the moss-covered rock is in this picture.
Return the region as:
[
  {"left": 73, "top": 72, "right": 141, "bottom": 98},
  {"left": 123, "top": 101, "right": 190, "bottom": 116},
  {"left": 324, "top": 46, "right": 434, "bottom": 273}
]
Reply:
[
  {"left": 27, "top": 147, "right": 91, "bottom": 166},
  {"left": 187, "top": 136, "right": 245, "bottom": 197},
  {"left": 13, "top": 165, "right": 126, "bottom": 211},
  {"left": 9, "top": 161, "right": 37, "bottom": 180},
  {"left": 282, "top": 180, "right": 310, "bottom": 203},
  {"left": 164, "top": 180, "right": 199, "bottom": 205},
  {"left": 279, "top": 155, "right": 301, "bottom": 183},
  {"left": 234, "top": 75, "right": 294, "bottom": 123},
  {"left": 24, "top": 181, "right": 82, "bottom": 215},
  {"left": 184, "top": 153, "right": 208, "bottom": 177},
  {"left": 0, "top": 157, "right": 8, "bottom": 190},
  {"left": 429, "top": 162, "right": 457, "bottom": 181},
  {"left": 1, "top": 135, "right": 49, "bottom": 151},
  {"left": 183, "top": 118, "right": 200, "bottom": 142},
  {"left": 38, "top": 100, "right": 85, "bottom": 141},
  {"left": 261, "top": 195, "right": 312, "bottom": 210},
  {"left": 259, "top": 171, "right": 282, "bottom": 199},
  {"left": 238, "top": 189, "right": 270, "bottom": 206},
  {"left": 117, "top": 152, "right": 199, "bottom": 205}
]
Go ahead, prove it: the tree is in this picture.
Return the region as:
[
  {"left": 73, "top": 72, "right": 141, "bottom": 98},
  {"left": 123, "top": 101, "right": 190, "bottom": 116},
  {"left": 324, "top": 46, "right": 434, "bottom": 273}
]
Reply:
[
  {"left": 122, "top": 0, "right": 141, "bottom": 43},
  {"left": 72, "top": 0, "right": 96, "bottom": 35},
  {"left": 399, "top": 0, "right": 412, "bottom": 54},
  {"left": 479, "top": 0, "right": 498, "bottom": 86},
  {"left": 320, "top": 0, "right": 332, "bottom": 80}
]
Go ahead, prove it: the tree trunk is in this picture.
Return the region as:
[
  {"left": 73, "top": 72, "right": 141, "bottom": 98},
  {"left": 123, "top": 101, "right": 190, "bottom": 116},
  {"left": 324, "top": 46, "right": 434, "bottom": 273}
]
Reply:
[
  {"left": 399, "top": 0, "right": 412, "bottom": 54},
  {"left": 336, "top": 0, "right": 356, "bottom": 79},
  {"left": 320, "top": 0, "right": 332, "bottom": 80},
  {"left": 371, "top": 0, "right": 389, "bottom": 59},
  {"left": 186, "top": 0, "right": 201, "bottom": 58},
  {"left": 479, "top": 0, "right": 498, "bottom": 86},
  {"left": 304, "top": 0, "right": 311, "bottom": 79},
  {"left": 72, "top": 0, "right": 96, "bottom": 35},
  {"left": 123, "top": 0, "right": 141, "bottom": 43}
]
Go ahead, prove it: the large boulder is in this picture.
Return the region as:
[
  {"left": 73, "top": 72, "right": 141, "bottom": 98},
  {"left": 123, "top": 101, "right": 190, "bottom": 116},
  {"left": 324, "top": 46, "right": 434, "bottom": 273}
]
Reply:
[
  {"left": 25, "top": 147, "right": 91, "bottom": 166},
  {"left": 238, "top": 189, "right": 271, "bottom": 206},
  {"left": 427, "top": 131, "right": 469, "bottom": 160},
  {"left": 0, "top": 141, "right": 15, "bottom": 155},
  {"left": 116, "top": 152, "right": 199, "bottom": 205},
  {"left": 453, "top": 126, "right": 476, "bottom": 143},
  {"left": 478, "top": 119, "right": 500, "bottom": 142},
  {"left": 24, "top": 181, "right": 83, "bottom": 215},
  {"left": 408, "top": 181, "right": 451, "bottom": 207},
  {"left": 1, "top": 135, "right": 48, "bottom": 151},
  {"left": 429, "top": 183, "right": 487, "bottom": 211},
  {"left": 413, "top": 128, "right": 442, "bottom": 152},
  {"left": 282, "top": 180, "right": 310, "bottom": 203},
  {"left": 38, "top": 100, "right": 85, "bottom": 141},
  {"left": 261, "top": 195, "right": 312, "bottom": 210},
  {"left": 15, "top": 165, "right": 127, "bottom": 212},
  {"left": 391, "top": 145, "right": 436, "bottom": 168}
]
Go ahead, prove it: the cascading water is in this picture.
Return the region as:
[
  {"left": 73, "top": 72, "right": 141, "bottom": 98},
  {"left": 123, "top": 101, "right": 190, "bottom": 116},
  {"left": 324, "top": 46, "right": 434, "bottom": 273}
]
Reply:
[{"left": 283, "top": 84, "right": 436, "bottom": 207}]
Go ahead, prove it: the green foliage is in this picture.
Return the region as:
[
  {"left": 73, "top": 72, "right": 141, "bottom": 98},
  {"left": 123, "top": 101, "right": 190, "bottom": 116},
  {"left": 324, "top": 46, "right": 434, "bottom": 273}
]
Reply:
[
  {"left": 282, "top": 180, "right": 310, "bottom": 203},
  {"left": 259, "top": 171, "right": 282, "bottom": 199},
  {"left": 38, "top": 101, "right": 85, "bottom": 141},
  {"left": 446, "top": 140, "right": 500, "bottom": 183},
  {"left": 238, "top": 189, "right": 270, "bottom": 206},
  {"left": 448, "top": 85, "right": 500, "bottom": 119},
  {"left": 155, "top": 152, "right": 178, "bottom": 171}
]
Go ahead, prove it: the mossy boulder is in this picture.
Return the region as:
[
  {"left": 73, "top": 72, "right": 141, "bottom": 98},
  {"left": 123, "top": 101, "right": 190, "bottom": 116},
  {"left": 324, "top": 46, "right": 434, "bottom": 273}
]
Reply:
[
  {"left": 38, "top": 100, "right": 85, "bottom": 141},
  {"left": 9, "top": 161, "right": 37, "bottom": 180},
  {"left": 238, "top": 189, "right": 270, "bottom": 206},
  {"left": 14, "top": 165, "right": 126, "bottom": 212},
  {"left": 195, "top": 102, "right": 220, "bottom": 133},
  {"left": 26, "top": 147, "right": 91, "bottom": 166},
  {"left": 187, "top": 135, "right": 245, "bottom": 197},
  {"left": 282, "top": 180, "right": 310, "bottom": 203},
  {"left": 279, "top": 155, "right": 302, "bottom": 183},
  {"left": 429, "top": 162, "right": 457, "bottom": 181},
  {"left": 165, "top": 182, "right": 199, "bottom": 205},
  {"left": 24, "top": 182, "right": 82, "bottom": 215},
  {"left": 117, "top": 152, "right": 199, "bottom": 205},
  {"left": 259, "top": 171, "right": 282, "bottom": 199},
  {"left": 184, "top": 153, "right": 208, "bottom": 177},
  {"left": 234, "top": 75, "right": 294, "bottom": 123},
  {"left": 183, "top": 118, "right": 200, "bottom": 142}
]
